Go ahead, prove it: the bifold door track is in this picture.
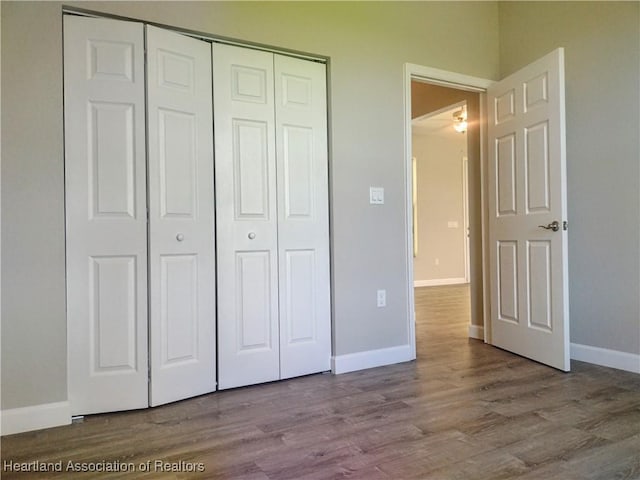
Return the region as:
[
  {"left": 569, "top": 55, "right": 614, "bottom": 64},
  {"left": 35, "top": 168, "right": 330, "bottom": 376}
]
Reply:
[{"left": 61, "top": 6, "right": 328, "bottom": 64}]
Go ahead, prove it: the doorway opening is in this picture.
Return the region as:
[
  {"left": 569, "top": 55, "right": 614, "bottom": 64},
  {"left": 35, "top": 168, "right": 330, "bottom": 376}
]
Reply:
[
  {"left": 403, "top": 64, "right": 493, "bottom": 360},
  {"left": 404, "top": 52, "right": 570, "bottom": 371},
  {"left": 411, "top": 85, "right": 478, "bottom": 356},
  {"left": 411, "top": 99, "right": 472, "bottom": 355},
  {"left": 412, "top": 101, "right": 470, "bottom": 287}
]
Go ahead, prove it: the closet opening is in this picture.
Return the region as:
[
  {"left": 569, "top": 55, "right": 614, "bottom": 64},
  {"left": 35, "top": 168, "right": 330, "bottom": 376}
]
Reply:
[{"left": 64, "top": 13, "right": 332, "bottom": 416}]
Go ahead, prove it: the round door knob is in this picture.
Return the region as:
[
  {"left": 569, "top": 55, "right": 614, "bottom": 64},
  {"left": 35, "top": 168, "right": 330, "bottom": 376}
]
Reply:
[
  {"left": 248, "top": 232, "right": 256, "bottom": 240},
  {"left": 176, "top": 233, "right": 185, "bottom": 241}
]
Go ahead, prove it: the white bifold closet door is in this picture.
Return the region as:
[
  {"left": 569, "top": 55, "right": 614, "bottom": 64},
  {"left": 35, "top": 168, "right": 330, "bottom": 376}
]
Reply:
[
  {"left": 213, "top": 44, "right": 331, "bottom": 390},
  {"left": 274, "top": 55, "right": 331, "bottom": 379},
  {"left": 65, "top": 16, "right": 149, "bottom": 415},
  {"left": 65, "top": 17, "right": 216, "bottom": 414},
  {"left": 213, "top": 45, "right": 280, "bottom": 389},
  {"left": 146, "top": 26, "right": 217, "bottom": 406}
]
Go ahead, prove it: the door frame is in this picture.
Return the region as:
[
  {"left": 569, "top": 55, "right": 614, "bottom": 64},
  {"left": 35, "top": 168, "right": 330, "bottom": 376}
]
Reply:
[
  {"left": 462, "top": 154, "right": 470, "bottom": 284},
  {"left": 403, "top": 63, "right": 494, "bottom": 358}
]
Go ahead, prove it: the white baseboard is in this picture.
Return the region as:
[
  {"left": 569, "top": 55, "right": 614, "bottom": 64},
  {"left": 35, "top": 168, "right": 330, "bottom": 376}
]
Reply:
[
  {"left": 571, "top": 343, "right": 640, "bottom": 374},
  {"left": 332, "top": 344, "right": 413, "bottom": 374},
  {"left": 414, "top": 278, "right": 468, "bottom": 287},
  {"left": 468, "top": 325, "right": 484, "bottom": 340},
  {"left": 1, "top": 401, "right": 71, "bottom": 436}
]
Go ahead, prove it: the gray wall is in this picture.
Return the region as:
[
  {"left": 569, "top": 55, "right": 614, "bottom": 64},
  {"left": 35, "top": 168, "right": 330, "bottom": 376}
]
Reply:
[
  {"left": 499, "top": 1, "right": 640, "bottom": 355},
  {"left": 2, "top": 3, "right": 68, "bottom": 409},
  {"left": 1, "top": 1, "right": 500, "bottom": 410}
]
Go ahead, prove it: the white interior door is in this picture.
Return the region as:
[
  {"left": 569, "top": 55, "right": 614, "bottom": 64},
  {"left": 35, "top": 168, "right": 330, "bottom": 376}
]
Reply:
[
  {"left": 213, "top": 44, "right": 280, "bottom": 389},
  {"left": 147, "top": 26, "right": 216, "bottom": 405},
  {"left": 64, "top": 16, "right": 149, "bottom": 415},
  {"left": 275, "top": 55, "right": 331, "bottom": 378},
  {"left": 487, "top": 48, "right": 570, "bottom": 371}
]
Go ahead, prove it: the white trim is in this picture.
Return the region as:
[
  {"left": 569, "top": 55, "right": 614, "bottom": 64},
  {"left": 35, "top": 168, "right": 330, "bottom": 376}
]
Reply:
[
  {"left": 406, "top": 63, "right": 494, "bottom": 92},
  {"left": 1, "top": 401, "right": 71, "bottom": 436},
  {"left": 332, "top": 345, "right": 413, "bottom": 374},
  {"left": 468, "top": 325, "right": 485, "bottom": 340},
  {"left": 462, "top": 155, "right": 471, "bottom": 283},
  {"left": 479, "top": 95, "right": 491, "bottom": 344},
  {"left": 414, "top": 278, "right": 468, "bottom": 287},
  {"left": 404, "top": 63, "right": 493, "bottom": 355},
  {"left": 403, "top": 65, "right": 417, "bottom": 361},
  {"left": 571, "top": 343, "right": 640, "bottom": 374}
]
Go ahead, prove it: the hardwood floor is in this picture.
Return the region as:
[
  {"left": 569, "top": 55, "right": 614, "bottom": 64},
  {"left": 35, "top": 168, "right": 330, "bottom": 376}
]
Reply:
[{"left": 2, "top": 284, "right": 639, "bottom": 479}]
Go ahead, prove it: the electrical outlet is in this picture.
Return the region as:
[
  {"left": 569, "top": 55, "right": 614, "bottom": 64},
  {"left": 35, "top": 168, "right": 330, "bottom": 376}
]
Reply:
[{"left": 377, "top": 289, "right": 386, "bottom": 307}]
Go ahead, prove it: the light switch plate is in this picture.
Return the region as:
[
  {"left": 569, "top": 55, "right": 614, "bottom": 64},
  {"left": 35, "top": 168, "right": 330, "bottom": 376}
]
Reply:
[
  {"left": 377, "top": 289, "right": 386, "bottom": 307},
  {"left": 370, "top": 187, "right": 384, "bottom": 205}
]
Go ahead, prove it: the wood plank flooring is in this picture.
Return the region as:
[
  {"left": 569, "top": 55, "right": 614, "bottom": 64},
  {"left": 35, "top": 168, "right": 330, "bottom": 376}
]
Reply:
[{"left": 2, "top": 285, "right": 639, "bottom": 479}]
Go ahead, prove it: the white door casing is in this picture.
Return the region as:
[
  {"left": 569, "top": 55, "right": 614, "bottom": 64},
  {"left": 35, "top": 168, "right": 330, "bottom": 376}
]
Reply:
[
  {"left": 403, "top": 64, "right": 493, "bottom": 360},
  {"left": 462, "top": 155, "right": 471, "bottom": 283},
  {"left": 213, "top": 44, "right": 280, "bottom": 389},
  {"left": 146, "top": 26, "right": 217, "bottom": 406},
  {"left": 65, "top": 16, "right": 149, "bottom": 415},
  {"left": 487, "top": 48, "right": 570, "bottom": 371},
  {"left": 275, "top": 55, "right": 331, "bottom": 379}
]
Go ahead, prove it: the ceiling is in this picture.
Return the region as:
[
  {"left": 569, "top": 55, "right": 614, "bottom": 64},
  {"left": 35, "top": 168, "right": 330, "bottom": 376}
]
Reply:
[{"left": 412, "top": 105, "right": 466, "bottom": 139}]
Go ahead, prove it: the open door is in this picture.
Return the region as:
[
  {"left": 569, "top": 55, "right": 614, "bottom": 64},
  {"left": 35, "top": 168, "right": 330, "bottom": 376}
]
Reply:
[{"left": 487, "top": 48, "right": 570, "bottom": 371}]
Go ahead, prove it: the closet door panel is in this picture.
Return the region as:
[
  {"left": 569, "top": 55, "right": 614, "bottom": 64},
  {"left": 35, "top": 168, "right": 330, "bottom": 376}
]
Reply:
[
  {"left": 214, "top": 44, "right": 280, "bottom": 389},
  {"left": 89, "top": 102, "right": 136, "bottom": 217},
  {"left": 235, "top": 251, "right": 276, "bottom": 350},
  {"left": 275, "top": 55, "right": 331, "bottom": 378},
  {"left": 64, "top": 16, "right": 148, "bottom": 415},
  {"left": 157, "top": 109, "right": 197, "bottom": 217},
  {"left": 159, "top": 254, "right": 198, "bottom": 364},
  {"left": 283, "top": 250, "right": 317, "bottom": 342},
  {"left": 233, "top": 119, "right": 271, "bottom": 218},
  {"left": 147, "top": 26, "right": 216, "bottom": 406},
  {"left": 90, "top": 256, "right": 138, "bottom": 372}
]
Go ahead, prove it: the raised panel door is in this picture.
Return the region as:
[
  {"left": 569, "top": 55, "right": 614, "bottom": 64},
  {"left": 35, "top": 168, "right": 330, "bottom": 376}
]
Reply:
[
  {"left": 64, "top": 16, "right": 148, "bottom": 415},
  {"left": 214, "top": 44, "right": 280, "bottom": 389},
  {"left": 487, "top": 48, "right": 569, "bottom": 371},
  {"left": 275, "top": 55, "right": 331, "bottom": 379},
  {"left": 147, "top": 26, "right": 216, "bottom": 406}
]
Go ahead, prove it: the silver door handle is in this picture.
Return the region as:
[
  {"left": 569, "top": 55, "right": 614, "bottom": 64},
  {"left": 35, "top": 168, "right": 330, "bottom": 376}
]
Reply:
[
  {"left": 176, "top": 233, "right": 185, "bottom": 241},
  {"left": 538, "top": 221, "right": 560, "bottom": 232},
  {"left": 248, "top": 232, "right": 256, "bottom": 240}
]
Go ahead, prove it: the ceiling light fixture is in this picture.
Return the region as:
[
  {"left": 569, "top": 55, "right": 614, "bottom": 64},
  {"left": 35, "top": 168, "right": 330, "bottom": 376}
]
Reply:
[{"left": 453, "top": 106, "right": 467, "bottom": 133}]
